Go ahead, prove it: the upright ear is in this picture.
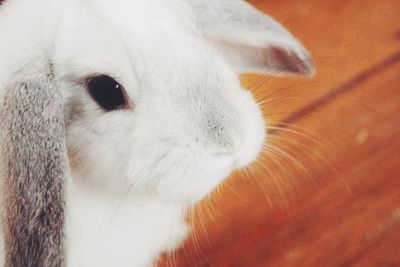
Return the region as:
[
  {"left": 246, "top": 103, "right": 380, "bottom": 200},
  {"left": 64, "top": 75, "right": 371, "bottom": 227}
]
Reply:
[
  {"left": 0, "top": 67, "right": 67, "bottom": 267},
  {"left": 187, "top": 0, "right": 315, "bottom": 76}
]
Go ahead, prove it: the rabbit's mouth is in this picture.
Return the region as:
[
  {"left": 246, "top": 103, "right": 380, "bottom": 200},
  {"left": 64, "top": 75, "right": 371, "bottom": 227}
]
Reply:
[{"left": 144, "top": 131, "right": 265, "bottom": 205}]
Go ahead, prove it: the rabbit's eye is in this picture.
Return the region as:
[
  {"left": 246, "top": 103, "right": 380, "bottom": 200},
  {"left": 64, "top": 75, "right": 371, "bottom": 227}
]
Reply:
[{"left": 86, "top": 75, "right": 128, "bottom": 111}]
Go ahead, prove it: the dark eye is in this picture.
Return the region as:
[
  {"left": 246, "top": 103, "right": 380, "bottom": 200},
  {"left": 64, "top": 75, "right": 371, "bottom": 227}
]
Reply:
[{"left": 86, "top": 75, "right": 128, "bottom": 111}]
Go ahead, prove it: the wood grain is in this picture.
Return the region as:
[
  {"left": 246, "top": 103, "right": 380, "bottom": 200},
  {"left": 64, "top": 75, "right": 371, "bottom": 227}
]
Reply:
[{"left": 158, "top": 1, "right": 400, "bottom": 266}]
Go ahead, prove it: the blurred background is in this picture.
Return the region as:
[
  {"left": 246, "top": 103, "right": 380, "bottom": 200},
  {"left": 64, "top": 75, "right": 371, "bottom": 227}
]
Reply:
[{"left": 160, "top": 0, "right": 400, "bottom": 266}]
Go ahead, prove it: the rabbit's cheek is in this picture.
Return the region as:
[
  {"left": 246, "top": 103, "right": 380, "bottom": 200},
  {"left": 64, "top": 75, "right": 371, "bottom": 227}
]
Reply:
[{"left": 234, "top": 99, "right": 266, "bottom": 169}]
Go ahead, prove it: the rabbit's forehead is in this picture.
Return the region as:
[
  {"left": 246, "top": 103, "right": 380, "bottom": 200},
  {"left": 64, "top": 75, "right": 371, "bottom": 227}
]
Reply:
[
  {"left": 92, "top": 0, "right": 195, "bottom": 27},
  {"left": 55, "top": 0, "right": 230, "bottom": 95}
]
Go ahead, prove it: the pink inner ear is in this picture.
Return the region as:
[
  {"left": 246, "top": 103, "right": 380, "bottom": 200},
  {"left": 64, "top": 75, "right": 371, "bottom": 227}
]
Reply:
[
  {"left": 215, "top": 39, "right": 315, "bottom": 76},
  {"left": 264, "top": 46, "right": 315, "bottom": 76}
]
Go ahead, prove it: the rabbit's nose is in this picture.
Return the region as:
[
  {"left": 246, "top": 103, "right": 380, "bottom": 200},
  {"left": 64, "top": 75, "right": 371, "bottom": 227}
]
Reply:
[{"left": 210, "top": 129, "right": 243, "bottom": 156}]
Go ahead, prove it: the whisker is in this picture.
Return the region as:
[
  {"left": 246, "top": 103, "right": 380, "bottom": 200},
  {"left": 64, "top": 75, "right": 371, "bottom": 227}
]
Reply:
[
  {"left": 202, "top": 194, "right": 217, "bottom": 223},
  {"left": 273, "top": 135, "right": 352, "bottom": 193},
  {"left": 263, "top": 144, "right": 319, "bottom": 189},
  {"left": 257, "top": 80, "right": 321, "bottom": 101},
  {"left": 246, "top": 57, "right": 316, "bottom": 96},
  {"left": 254, "top": 157, "right": 290, "bottom": 208},
  {"left": 196, "top": 204, "right": 212, "bottom": 247},
  {"left": 188, "top": 207, "right": 206, "bottom": 258},
  {"left": 249, "top": 161, "right": 275, "bottom": 208},
  {"left": 259, "top": 150, "right": 297, "bottom": 189},
  {"left": 258, "top": 95, "right": 302, "bottom": 106},
  {"left": 270, "top": 122, "right": 321, "bottom": 140},
  {"left": 266, "top": 126, "right": 323, "bottom": 147}
]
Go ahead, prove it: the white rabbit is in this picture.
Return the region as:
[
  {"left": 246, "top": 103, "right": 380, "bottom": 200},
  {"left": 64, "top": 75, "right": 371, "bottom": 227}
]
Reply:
[{"left": 0, "top": 0, "right": 314, "bottom": 266}]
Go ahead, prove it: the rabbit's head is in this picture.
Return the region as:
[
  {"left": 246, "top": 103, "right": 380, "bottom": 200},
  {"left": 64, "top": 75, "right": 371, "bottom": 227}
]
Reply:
[
  {"left": 52, "top": 0, "right": 313, "bottom": 204},
  {"left": 1, "top": 0, "right": 314, "bottom": 206}
]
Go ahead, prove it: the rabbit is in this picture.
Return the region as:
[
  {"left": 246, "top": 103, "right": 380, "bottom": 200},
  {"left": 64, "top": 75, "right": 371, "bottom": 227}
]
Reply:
[{"left": 0, "top": 0, "right": 314, "bottom": 266}]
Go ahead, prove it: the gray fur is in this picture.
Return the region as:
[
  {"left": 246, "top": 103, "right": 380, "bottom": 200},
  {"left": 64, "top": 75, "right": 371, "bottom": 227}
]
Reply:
[{"left": 0, "top": 69, "right": 66, "bottom": 267}]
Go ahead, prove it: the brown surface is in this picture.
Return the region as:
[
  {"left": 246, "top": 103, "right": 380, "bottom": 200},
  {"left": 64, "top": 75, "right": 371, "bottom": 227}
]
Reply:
[{"left": 159, "top": 1, "right": 400, "bottom": 267}]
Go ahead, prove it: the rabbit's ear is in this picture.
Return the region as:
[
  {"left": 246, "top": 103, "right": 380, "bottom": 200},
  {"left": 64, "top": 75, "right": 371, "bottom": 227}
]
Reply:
[
  {"left": 0, "top": 67, "right": 67, "bottom": 267},
  {"left": 187, "top": 0, "right": 315, "bottom": 76}
]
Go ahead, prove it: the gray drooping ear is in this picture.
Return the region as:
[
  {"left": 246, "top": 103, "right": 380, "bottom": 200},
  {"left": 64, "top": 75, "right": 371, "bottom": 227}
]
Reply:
[
  {"left": 0, "top": 67, "right": 67, "bottom": 267},
  {"left": 187, "top": 0, "right": 315, "bottom": 76}
]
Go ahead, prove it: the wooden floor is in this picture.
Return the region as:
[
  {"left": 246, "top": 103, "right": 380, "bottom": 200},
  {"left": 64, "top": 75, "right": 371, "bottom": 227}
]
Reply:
[{"left": 159, "top": 1, "right": 400, "bottom": 266}]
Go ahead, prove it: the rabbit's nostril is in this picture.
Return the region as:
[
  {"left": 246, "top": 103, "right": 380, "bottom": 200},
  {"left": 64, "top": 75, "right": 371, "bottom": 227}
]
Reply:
[{"left": 211, "top": 136, "right": 243, "bottom": 157}]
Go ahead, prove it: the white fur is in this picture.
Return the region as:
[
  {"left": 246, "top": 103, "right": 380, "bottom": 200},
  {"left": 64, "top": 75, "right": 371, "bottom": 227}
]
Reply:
[{"left": 0, "top": 0, "right": 313, "bottom": 266}]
